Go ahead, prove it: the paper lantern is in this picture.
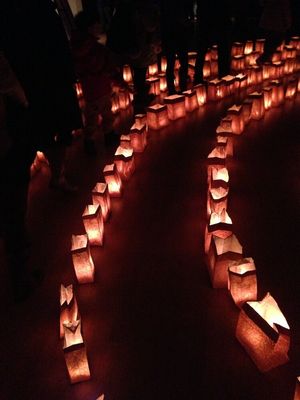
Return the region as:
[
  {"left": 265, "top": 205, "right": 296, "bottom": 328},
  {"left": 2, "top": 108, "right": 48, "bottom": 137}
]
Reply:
[
  {"left": 208, "top": 165, "right": 229, "bottom": 188},
  {"left": 114, "top": 146, "right": 135, "bottom": 180},
  {"left": 207, "top": 184, "right": 229, "bottom": 218},
  {"left": 188, "top": 51, "right": 197, "bottom": 66},
  {"left": 164, "top": 94, "right": 186, "bottom": 120},
  {"left": 96, "top": 395, "right": 105, "bottom": 400},
  {"left": 242, "top": 99, "right": 253, "bottom": 125},
  {"left": 123, "top": 64, "right": 133, "bottom": 84},
  {"left": 235, "top": 73, "right": 248, "bottom": 90},
  {"left": 246, "top": 51, "right": 260, "bottom": 67},
  {"left": 111, "top": 93, "right": 120, "bottom": 114},
  {"left": 60, "top": 284, "right": 79, "bottom": 339},
  {"left": 270, "top": 80, "right": 285, "bottom": 107},
  {"left": 231, "top": 42, "right": 244, "bottom": 57},
  {"left": 75, "top": 81, "right": 83, "bottom": 98},
  {"left": 130, "top": 123, "right": 147, "bottom": 152},
  {"left": 286, "top": 77, "right": 298, "bottom": 99},
  {"left": 231, "top": 55, "right": 245, "bottom": 73},
  {"left": 194, "top": 84, "right": 207, "bottom": 105},
  {"left": 290, "top": 36, "right": 300, "bottom": 50},
  {"left": 158, "top": 73, "right": 167, "bottom": 92},
  {"left": 210, "top": 60, "right": 219, "bottom": 78},
  {"left": 103, "top": 163, "right": 122, "bottom": 197},
  {"left": 203, "top": 60, "right": 211, "bottom": 79},
  {"left": 294, "top": 377, "right": 300, "bottom": 400},
  {"left": 205, "top": 49, "right": 212, "bottom": 61},
  {"left": 221, "top": 75, "right": 237, "bottom": 95},
  {"left": 262, "top": 63, "right": 271, "bottom": 80},
  {"left": 207, "top": 234, "right": 243, "bottom": 288},
  {"left": 160, "top": 56, "right": 167, "bottom": 73},
  {"left": 207, "top": 145, "right": 227, "bottom": 167},
  {"left": 246, "top": 67, "right": 257, "bottom": 86},
  {"left": 253, "top": 65, "right": 263, "bottom": 84},
  {"left": 118, "top": 89, "right": 131, "bottom": 110},
  {"left": 236, "top": 292, "right": 290, "bottom": 372},
  {"left": 183, "top": 89, "right": 198, "bottom": 112},
  {"left": 216, "top": 132, "right": 234, "bottom": 157},
  {"left": 119, "top": 134, "right": 132, "bottom": 150},
  {"left": 92, "top": 182, "right": 111, "bottom": 222},
  {"left": 134, "top": 113, "right": 147, "bottom": 128},
  {"left": 228, "top": 257, "right": 257, "bottom": 308},
  {"left": 211, "top": 45, "right": 218, "bottom": 60},
  {"left": 227, "top": 105, "right": 244, "bottom": 134},
  {"left": 255, "top": 39, "right": 265, "bottom": 54},
  {"left": 148, "top": 63, "right": 158, "bottom": 77},
  {"left": 263, "top": 87, "right": 273, "bottom": 110},
  {"left": 244, "top": 40, "right": 254, "bottom": 55},
  {"left": 284, "top": 58, "right": 296, "bottom": 75},
  {"left": 63, "top": 320, "right": 91, "bottom": 384},
  {"left": 282, "top": 45, "right": 297, "bottom": 60},
  {"left": 273, "top": 61, "right": 284, "bottom": 79},
  {"left": 71, "top": 234, "right": 95, "bottom": 284},
  {"left": 249, "top": 92, "right": 265, "bottom": 120},
  {"left": 147, "top": 77, "right": 160, "bottom": 96},
  {"left": 174, "top": 58, "right": 181, "bottom": 70},
  {"left": 204, "top": 208, "right": 232, "bottom": 254},
  {"left": 207, "top": 79, "right": 225, "bottom": 101},
  {"left": 147, "top": 104, "right": 169, "bottom": 130},
  {"left": 82, "top": 204, "right": 104, "bottom": 246}
]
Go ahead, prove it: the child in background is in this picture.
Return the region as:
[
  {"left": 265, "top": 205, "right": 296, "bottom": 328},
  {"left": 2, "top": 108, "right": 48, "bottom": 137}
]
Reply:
[{"left": 72, "top": 11, "right": 122, "bottom": 155}]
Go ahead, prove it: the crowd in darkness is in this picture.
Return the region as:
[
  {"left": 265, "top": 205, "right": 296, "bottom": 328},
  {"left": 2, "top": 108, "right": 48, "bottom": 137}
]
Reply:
[{"left": 0, "top": 0, "right": 299, "bottom": 301}]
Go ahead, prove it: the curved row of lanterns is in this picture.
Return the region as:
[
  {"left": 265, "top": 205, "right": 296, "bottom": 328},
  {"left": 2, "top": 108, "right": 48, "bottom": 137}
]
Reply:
[{"left": 57, "top": 36, "right": 300, "bottom": 399}]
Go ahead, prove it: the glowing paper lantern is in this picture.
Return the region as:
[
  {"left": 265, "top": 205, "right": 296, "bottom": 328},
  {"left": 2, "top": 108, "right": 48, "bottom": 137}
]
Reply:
[
  {"left": 263, "top": 87, "right": 273, "bottom": 110},
  {"left": 231, "top": 42, "right": 244, "bottom": 57},
  {"left": 204, "top": 208, "right": 232, "bottom": 254},
  {"left": 283, "top": 45, "right": 297, "bottom": 60},
  {"left": 228, "top": 257, "right": 257, "bottom": 308},
  {"left": 60, "top": 284, "right": 79, "bottom": 339},
  {"left": 75, "top": 81, "right": 83, "bottom": 98},
  {"left": 111, "top": 94, "right": 120, "bottom": 114},
  {"left": 208, "top": 165, "right": 229, "bottom": 188},
  {"left": 290, "top": 36, "right": 300, "bottom": 50},
  {"left": 207, "top": 185, "right": 229, "bottom": 218},
  {"left": 183, "top": 89, "right": 198, "bottom": 112},
  {"left": 210, "top": 60, "right": 219, "bottom": 78},
  {"left": 244, "top": 40, "right": 254, "bottom": 55},
  {"left": 147, "top": 77, "right": 160, "bottom": 96},
  {"left": 262, "top": 62, "right": 271, "bottom": 80},
  {"left": 285, "top": 77, "right": 298, "bottom": 99},
  {"left": 231, "top": 55, "right": 245, "bottom": 73},
  {"left": 158, "top": 73, "right": 167, "bottom": 92},
  {"left": 273, "top": 61, "right": 284, "bottom": 79},
  {"left": 96, "top": 395, "right": 105, "bottom": 400},
  {"left": 130, "top": 123, "right": 147, "bottom": 152},
  {"left": 207, "top": 79, "right": 225, "bottom": 101},
  {"left": 118, "top": 89, "right": 131, "bottom": 110},
  {"left": 284, "top": 58, "right": 296, "bottom": 75},
  {"left": 255, "top": 39, "right": 265, "bottom": 54},
  {"left": 194, "top": 83, "right": 207, "bottom": 105},
  {"left": 249, "top": 92, "right": 265, "bottom": 120},
  {"left": 148, "top": 63, "right": 158, "bottom": 77},
  {"left": 208, "top": 234, "right": 243, "bottom": 288},
  {"left": 270, "top": 80, "right": 285, "bottom": 107},
  {"left": 221, "top": 75, "right": 236, "bottom": 95},
  {"left": 236, "top": 73, "right": 248, "bottom": 90},
  {"left": 188, "top": 51, "right": 197, "bottom": 66},
  {"left": 211, "top": 45, "right": 218, "bottom": 60},
  {"left": 207, "top": 145, "right": 227, "bottom": 167},
  {"left": 161, "top": 56, "right": 167, "bottom": 73},
  {"left": 122, "top": 64, "right": 133, "bottom": 84},
  {"left": 114, "top": 146, "right": 135, "bottom": 180},
  {"left": 63, "top": 320, "right": 91, "bottom": 384},
  {"left": 242, "top": 99, "right": 253, "bottom": 125},
  {"left": 103, "top": 163, "right": 122, "bottom": 197},
  {"left": 246, "top": 67, "right": 257, "bottom": 86},
  {"left": 71, "top": 235, "right": 95, "bottom": 284},
  {"left": 82, "top": 204, "right": 104, "bottom": 246},
  {"left": 236, "top": 293, "right": 290, "bottom": 372},
  {"left": 120, "top": 134, "right": 132, "bottom": 150},
  {"left": 203, "top": 60, "right": 211, "bottom": 79},
  {"left": 164, "top": 94, "right": 186, "bottom": 120},
  {"left": 92, "top": 182, "right": 111, "bottom": 222},
  {"left": 253, "top": 65, "right": 263, "bottom": 84},
  {"left": 216, "top": 132, "right": 234, "bottom": 157},
  {"left": 227, "top": 105, "right": 244, "bottom": 135},
  {"left": 134, "top": 113, "right": 147, "bottom": 128},
  {"left": 147, "top": 104, "right": 169, "bottom": 130},
  {"left": 294, "top": 377, "right": 300, "bottom": 400}
]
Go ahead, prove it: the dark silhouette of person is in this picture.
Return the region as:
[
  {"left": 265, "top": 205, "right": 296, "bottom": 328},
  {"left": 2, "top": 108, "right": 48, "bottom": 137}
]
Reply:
[
  {"left": 0, "top": 0, "right": 82, "bottom": 192},
  {"left": 159, "top": 0, "right": 194, "bottom": 94},
  {"left": 194, "top": 1, "right": 233, "bottom": 84}
]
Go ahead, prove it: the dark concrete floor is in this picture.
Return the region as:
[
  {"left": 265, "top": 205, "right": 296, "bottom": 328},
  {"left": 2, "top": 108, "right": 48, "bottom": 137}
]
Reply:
[{"left": 0, "top": 85, "right": 299, "bottom": 400}]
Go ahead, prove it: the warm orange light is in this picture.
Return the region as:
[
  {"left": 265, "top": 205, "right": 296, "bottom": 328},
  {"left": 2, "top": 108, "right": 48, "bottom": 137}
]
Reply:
[
  {"left": 236, "top": 293, "right": 290, "bottom": 372},
  {"left": 207, "top": 185, "right": 229, "bottom": 218},
  {"left": 114, "top": 146, "right": 135, "bottom": 180},
  {"left": 118, "top": 89, "right": 131, "bottom": 110},
  {"left": 120, "top": 134, "right": 132, "bottom": 149},
  {"left": 207, "top": 234, "right": 243, "bottom": 288},
  {"left": 231, "top": 55, "right": 245, "bottom": 73},
  {"left": 111, "top": 94, "right": 120, "bottom": 114},
  {"left": 204, "top": 209, "right": 233, "bottom": 254},
  {"left": 103, "top": 163, "right": 122, "bottom": 197},
  {"left": 71, "top": 234, "right": 95, "bottom": 284},
  {"left": 60, "top": 284, "right": 79, "bottom": 339},
  {"left": 96, "top": 395, "right": 105, "bottom": 400},
  {"left": 249, "top": 92, "right": 265, "bottom": 120},
  {"left": 285, "top": 78, "right": 298, "bottom": 99},
  {"left": 228, "top": 257, "right": 257, "bottom": 308},
  {"left": 82, "top": 204, "right": 104, "bottom": 246},
  {"left": 207, "top": 145, "right": 227, "bottom": 166},
  {"left": 203, "top": 60, "right": 211, "bottom": 79},
  {"left": 221, "top": 75, "right": 236, "bottom": 96},
  {"left": 147, "top": 77, "right": 160, "bottom": 96},
  {"left": 148, "top": 63, "right": 158, "bottom": 77},
  {"left": 235, "top": 73, "right": 248, "bottom": 90},
  {"left": 147, "top": 104, "right": 169, "bottom": 130},
  {"left": 161, "top": 56, "right": 167, "bottom": 73},
  {"left": 164, "top": 94, "right": 186, "bottom": 120},
  {"left": 207, "top": 79, "right": 225, "bottom": 101},
  {"left": 294, "top": 377, "right": 300, "bottom": 400},
  {"left": 255, "top": 39, "right": 265, "bottom": 54},
  {"left": 158, "top": 73, "right": 168, "bottom": 92},
  {"left": 210, "top": 60, "right": 219, "bottom": 78},
  {"left": 241, "top": 99, "right": 253, "bottom": 125},
  {"left": 130, "top": 123, "right": 147, "bottom": 152},
  {"left": 263, "top": 87, "right": 273, "bottom": 110},
  {"left": 75, "top": 81, "right": 83, "bottom": 98},
  {"left": 270, "top": 80, "right": 285, "bottom": 107},
  {"left": 123, "top": 64, "right": 133, "bottom": 84},
  {"left": 244, "top": 40, "right": 253, "bottom": 55},
  {"left": 227, "top": 104, "right": 245, "bottom": 134},
  {"left": 63, "top": 320, "right": 91, "bottom": 384},
  {"left": 183, "top": 89, "right": 199, "bottom": 112},
  {"left": 216, "top": 132, "right": 234, "bottom": 157},
  {"left": 134, "top": 113, "right": 147, "bottom": 128},
  {"left": 231, "top": 42, "right": 244, "bottom": 57},
  {"left": 194, "top": 84, "right": 207, "bottom": 105},
  {"left": 92, "top": 182, "right": 111, "bottom": 222}
]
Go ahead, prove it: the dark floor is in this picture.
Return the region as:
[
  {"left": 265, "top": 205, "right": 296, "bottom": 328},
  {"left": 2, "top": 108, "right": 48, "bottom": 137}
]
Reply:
[{"left": 0, "top": 84, "right": 299, "bottom": 400}]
